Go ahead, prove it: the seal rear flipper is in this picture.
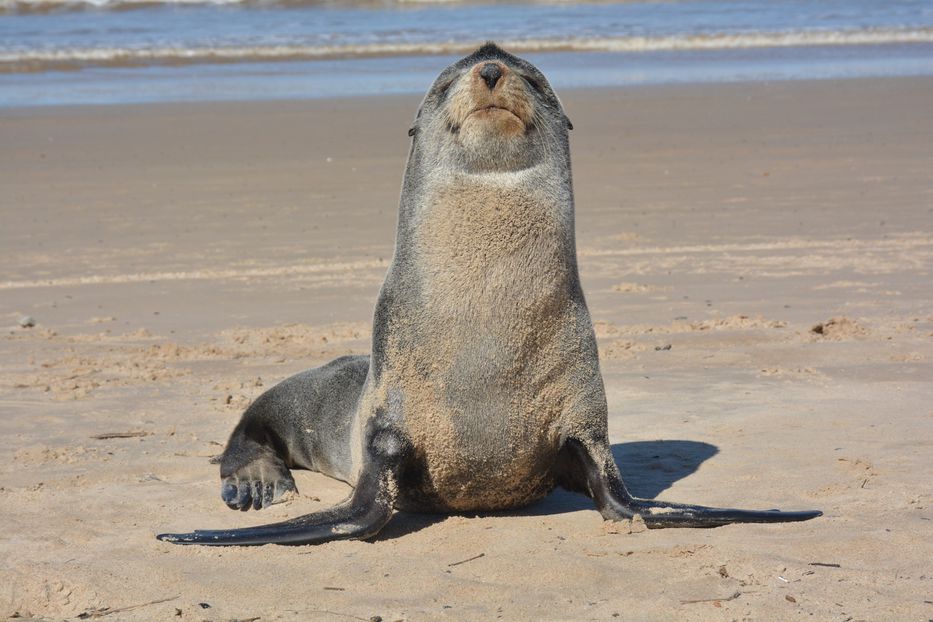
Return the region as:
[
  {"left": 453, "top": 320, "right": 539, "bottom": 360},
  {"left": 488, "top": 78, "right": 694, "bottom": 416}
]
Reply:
[
  {"left": 613, "top": 499, "right": 821, "bottom": 528},
  {"left": 561, "top": 438, "right": 821, "bottom": 529},
  {"left": 157, "top": 424, "right": 409, "bottom": 546},
  {"left": 155, "top": 494, "right": 392, "bottom": 546}
]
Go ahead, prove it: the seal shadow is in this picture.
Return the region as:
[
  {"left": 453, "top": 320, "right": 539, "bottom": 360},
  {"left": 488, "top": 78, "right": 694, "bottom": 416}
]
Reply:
[
  {"left": 373, "top": 440, "right": 719, "bottom": 541},
  {"left": 526, "top": 439, "right": 720, "bottom": 516}
]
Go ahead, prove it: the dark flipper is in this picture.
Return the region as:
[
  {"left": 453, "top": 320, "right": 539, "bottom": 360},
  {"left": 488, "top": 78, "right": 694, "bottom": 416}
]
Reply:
[
  {"left": 156, "top": 498, "right": 388, "bottom": 546},
  {"left": 157, "top": 425, "right": 408, "bottom": 546},
  {"left": 219, "top": 438, "right": 297, "bottom": 512},
  {"left": 562, "top": 438, "right": 821, "bottom": 529}
]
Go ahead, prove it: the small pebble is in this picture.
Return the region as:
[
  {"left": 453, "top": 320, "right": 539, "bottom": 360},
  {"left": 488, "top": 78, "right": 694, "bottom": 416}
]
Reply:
[{"left": 19, "top": 316, "right": 35, "bottom": 328}]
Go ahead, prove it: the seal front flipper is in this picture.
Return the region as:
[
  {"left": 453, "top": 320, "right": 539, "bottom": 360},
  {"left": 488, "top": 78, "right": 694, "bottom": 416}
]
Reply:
[
  {"left": 157, "top": 424, "right": 409, "bottom": 546},
  {"left": 560, "top": 438, "right": 821, "bottom": 529},
  {"left": 219, "top": 436, "right": 297, "bottom": 511},
  {"left": 214, "top": 355, "right": 369, "bottom": 511}
]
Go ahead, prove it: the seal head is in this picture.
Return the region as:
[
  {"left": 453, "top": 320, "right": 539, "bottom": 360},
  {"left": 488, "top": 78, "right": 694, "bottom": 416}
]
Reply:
[{"left": 411, "top": 43, "right": 573, "bottom": 173}]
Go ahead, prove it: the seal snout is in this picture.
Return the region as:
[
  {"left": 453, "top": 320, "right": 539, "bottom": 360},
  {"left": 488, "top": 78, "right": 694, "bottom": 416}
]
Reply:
[
  {"left": 433, "top": 47, "right": 551, "bottom": 171},
  {"left": 443, "top": 60, "right": 531, "bottom": 134},
  {"left": 478, "top": 62, "right": 503, "bottom": 90}
]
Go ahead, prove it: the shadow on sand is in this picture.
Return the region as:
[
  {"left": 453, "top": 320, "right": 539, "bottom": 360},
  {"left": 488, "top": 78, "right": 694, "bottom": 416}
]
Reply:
[{"left": 376, "top": 439, "right": 719, "bottom": 541}]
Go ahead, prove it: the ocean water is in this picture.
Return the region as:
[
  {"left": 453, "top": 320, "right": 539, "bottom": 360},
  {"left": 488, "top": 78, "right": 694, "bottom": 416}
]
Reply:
[{"left": 1, "top": 0, "right": 931, "bottom": 106}]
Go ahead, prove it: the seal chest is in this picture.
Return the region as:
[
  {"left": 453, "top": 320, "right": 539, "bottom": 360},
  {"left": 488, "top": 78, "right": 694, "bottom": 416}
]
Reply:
[
  {"left": 389, "top": 172, "right": 576, "bottom": 511},
  {"left": 416, "top": 172, "right": 570, "bottom": 320}
]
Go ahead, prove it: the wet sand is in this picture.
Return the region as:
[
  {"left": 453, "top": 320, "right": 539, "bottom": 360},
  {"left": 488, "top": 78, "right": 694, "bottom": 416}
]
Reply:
[{"left": 2, "top": 77, "right": 932, "bottom": 620}]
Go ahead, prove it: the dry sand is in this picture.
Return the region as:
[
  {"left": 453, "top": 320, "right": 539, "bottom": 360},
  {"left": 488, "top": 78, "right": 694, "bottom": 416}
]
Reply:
[{"left": 1, "top": 77, "right": 932, "bottom": 621}]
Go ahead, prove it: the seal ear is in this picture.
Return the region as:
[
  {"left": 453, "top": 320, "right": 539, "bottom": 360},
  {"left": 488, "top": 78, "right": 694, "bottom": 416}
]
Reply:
[
  {"left": 409, "top": 107, "right": 422, "bottom": 137},
  {"left": 566, "top": 117, "right": 574, "bottom": 131}
]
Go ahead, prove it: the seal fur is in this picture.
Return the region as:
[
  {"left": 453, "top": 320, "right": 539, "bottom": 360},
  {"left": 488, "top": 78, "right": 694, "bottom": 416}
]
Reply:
[{"left": 157, "top": 43, "right": 820, "bottom": 546}]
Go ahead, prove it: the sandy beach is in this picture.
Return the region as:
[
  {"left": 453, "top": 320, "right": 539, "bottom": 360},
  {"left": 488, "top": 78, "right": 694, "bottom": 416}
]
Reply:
[{"left": 2, "top": 76, "right": 932, "bottom": 620}]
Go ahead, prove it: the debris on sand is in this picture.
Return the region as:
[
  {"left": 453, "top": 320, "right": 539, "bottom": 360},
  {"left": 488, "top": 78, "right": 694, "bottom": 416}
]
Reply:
[{"left": 811, "top": 316, "right": 868, "bottom": 339}]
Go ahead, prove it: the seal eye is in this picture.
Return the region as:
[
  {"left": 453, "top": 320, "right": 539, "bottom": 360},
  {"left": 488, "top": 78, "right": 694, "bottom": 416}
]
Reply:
[
  {"left": 523, "top": 75, "right": 546, "bottom": 96},
  {"left": 435, "top": 78, "right": 455, "bottom": 98}
]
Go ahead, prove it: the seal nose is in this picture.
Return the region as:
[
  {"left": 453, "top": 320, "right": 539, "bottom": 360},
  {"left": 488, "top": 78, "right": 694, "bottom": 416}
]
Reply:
[{"left": 479, "top": 63, "right": 502, "bottom": 90}]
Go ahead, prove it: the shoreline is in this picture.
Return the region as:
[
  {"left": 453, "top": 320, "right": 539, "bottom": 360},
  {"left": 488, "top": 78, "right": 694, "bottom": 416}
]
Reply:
[
  {"left": 3, "top": 43, "right": 932, "bottom": 108},
  {"left": 2, "top": 71, "right": 930, "bottom": 114}
]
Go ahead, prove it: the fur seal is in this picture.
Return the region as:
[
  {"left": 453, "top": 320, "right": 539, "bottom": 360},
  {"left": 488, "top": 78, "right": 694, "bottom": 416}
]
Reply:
[{"left": 157, "top": 43, "right": 820, "bottom": 546}]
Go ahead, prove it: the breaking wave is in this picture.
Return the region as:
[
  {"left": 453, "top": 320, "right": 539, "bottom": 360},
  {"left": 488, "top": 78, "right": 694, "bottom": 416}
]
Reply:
[
  {"left": 4, "top": 0, "right": 352, "bottom": 14},
  {"left": 3, "top": 28, "right": 932, "bottom": 73},
  {"left": 2, "top": 0, "right": 480, "bottom": 13}
]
